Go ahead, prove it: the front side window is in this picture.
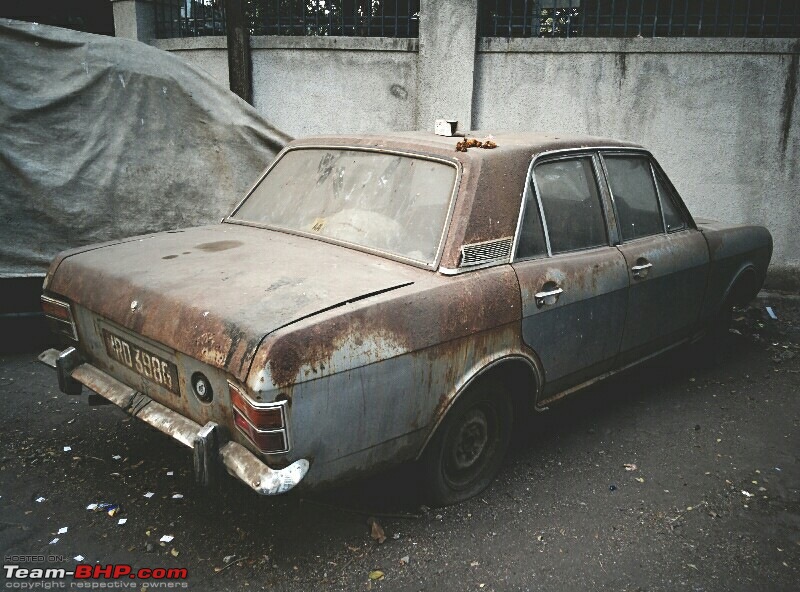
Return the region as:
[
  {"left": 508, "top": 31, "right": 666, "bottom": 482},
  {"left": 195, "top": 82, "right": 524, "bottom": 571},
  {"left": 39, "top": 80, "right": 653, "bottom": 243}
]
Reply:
[
  {"left": 231, "top": 148, "right": 458, "bottom": 265},
  {"left": 533, "top": 157, "right": 608, "bottom": 254},
  {"left": 604, "top": 155, "right": 664, "bottom": 241}
]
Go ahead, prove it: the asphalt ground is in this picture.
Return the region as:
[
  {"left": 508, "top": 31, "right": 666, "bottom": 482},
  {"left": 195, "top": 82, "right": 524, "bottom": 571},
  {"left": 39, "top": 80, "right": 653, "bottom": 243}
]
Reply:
[{"left": 1, "top": 297, "right": 798, "bottom": 592}]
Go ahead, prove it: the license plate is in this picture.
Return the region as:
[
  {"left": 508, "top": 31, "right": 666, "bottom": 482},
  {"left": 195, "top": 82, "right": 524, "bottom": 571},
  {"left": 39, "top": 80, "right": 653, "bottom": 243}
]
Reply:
[{"left": 102, "top": 329, "right": 180, "bottom": 395}]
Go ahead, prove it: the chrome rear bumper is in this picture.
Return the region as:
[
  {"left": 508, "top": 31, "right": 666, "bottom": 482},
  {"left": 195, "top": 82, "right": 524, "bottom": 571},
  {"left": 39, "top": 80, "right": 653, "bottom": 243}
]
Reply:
[{"left": 39, "top": 348, "right": 309, "bottom": 496}]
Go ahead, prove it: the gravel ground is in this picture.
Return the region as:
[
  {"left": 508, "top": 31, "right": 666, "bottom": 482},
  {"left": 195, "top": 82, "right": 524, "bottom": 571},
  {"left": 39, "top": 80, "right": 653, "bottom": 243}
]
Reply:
[{"left": 1, "top": 296, "right": 798, "bottom": 591}]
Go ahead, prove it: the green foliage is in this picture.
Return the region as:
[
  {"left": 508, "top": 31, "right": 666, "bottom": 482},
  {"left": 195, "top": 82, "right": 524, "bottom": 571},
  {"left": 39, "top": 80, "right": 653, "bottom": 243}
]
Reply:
[{"left": 245, "top": 0, "right": 418, "bottom": 37}]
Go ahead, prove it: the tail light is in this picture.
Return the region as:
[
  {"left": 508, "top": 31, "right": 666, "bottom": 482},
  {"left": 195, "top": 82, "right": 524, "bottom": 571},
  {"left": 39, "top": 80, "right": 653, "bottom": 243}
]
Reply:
[
  {"left": 228, "top": 381, "right": 289, "bottom": 453},
  {"left": 41, "top": 295, "right": 78, "bottom": 341}
]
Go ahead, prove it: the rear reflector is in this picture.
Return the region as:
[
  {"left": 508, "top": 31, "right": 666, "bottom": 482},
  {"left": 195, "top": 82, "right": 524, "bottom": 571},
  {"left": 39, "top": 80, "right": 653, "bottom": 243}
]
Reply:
[
  {"left": 41, "top": 295, "right": 71, "bottom": 321},
  {"left": 229, "top": 384, "right": 285, "bottom": 429},
  {"left": 233, "top": 409, "right": 288, "bottom": 453},
  {"left": 228, "top": 381, "right": 289, "bottom": 453},
  {"left": 41, "top": 295, "right": 78, "bottom": 341}
]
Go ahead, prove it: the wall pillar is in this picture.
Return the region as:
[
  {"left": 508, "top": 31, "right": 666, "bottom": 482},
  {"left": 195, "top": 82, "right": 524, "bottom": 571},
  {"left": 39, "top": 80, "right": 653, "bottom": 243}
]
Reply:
[
  {"left": 111, "top": 0, "right": 155, "bottom": 43},
  {"left": 224, "top": 0, "right": 253, "bottom": 104},
  {"left": 415, "top": 0, "right": 478, "bottom": 132}
]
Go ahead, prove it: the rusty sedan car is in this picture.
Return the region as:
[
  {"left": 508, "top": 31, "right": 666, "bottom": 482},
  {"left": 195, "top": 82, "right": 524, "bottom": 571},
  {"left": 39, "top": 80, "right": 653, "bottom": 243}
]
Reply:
[{"left": 39, "top": 131, "right": 772, "bottom": 504}]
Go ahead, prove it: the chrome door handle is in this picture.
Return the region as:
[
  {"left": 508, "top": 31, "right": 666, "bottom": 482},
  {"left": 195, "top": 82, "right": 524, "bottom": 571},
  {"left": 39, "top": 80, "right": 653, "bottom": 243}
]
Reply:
[
  {"left": 534, "top": 287, "right": 563, "bottom": 307},
  {"left": 631, "top": 262, "right": 653, "bottom": 279}
]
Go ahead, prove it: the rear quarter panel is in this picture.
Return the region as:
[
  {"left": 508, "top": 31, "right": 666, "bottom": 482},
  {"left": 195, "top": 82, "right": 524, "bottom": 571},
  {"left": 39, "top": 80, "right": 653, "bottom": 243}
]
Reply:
[
  {"left": 245, "top": 265, "right": 525, "bottom": 488},
  {"left": 697, "top": 221, "right": 773, "bottom": 322}
]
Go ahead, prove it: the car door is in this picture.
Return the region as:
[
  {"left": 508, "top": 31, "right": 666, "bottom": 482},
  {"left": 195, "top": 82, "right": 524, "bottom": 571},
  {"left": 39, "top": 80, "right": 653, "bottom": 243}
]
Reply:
[
  {"left": 599, "top": 152, "right": 710, "bottom": 365},
  {"left": 512, "top": 153, "right": 629, "bottom": 404}
]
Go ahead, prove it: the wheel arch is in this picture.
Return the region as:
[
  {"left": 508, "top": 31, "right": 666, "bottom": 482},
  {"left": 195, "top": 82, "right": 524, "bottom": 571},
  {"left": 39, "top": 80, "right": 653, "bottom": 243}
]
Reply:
[
  {"left": 415, "top": 354, "right": 542, "bottom": 461},
  {"left": 722, "top": 263, "right": 760, "bottom": 308}
]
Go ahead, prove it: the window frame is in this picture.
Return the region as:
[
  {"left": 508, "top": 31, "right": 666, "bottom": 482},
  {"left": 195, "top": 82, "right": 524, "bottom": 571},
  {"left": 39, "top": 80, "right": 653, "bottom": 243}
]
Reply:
[
  {"left": 598, "top": 150, "right": 696, "bottom": 243},
  {"left": 651, "top": 163, "right": 692, "bottom": 234},
  {"left": 512, "top": 150, "right": 616, "bottom": 261},
  {"left": 598, "top": 150, "right": 667, "bottom": 243},
  {"left": 224, "top": 144, "right": 462, "bottom": 271}
]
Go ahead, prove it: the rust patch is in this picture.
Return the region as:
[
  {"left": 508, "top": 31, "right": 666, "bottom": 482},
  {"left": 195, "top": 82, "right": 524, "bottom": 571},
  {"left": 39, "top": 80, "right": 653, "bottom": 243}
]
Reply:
[
  {"left": 194, "top": 240, "right": 243, "bottom": 252},
  {"left": 46, "top": 225, "right": 425, "bottom": 387},
  {"left": 254, "top": 265, "right": 522, "bottom": 390},
  {"left": 433, "top": 391, "right": 450, "bottom": 422},
  {"left": 49, "top": 262, "right": 260, "bottom": 386}
]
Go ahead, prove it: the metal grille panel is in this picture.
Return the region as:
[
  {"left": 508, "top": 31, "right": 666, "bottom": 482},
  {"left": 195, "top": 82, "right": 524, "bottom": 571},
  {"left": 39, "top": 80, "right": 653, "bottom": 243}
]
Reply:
[{"left": 460, "top": 237, "right": 514, "bottom": 267}]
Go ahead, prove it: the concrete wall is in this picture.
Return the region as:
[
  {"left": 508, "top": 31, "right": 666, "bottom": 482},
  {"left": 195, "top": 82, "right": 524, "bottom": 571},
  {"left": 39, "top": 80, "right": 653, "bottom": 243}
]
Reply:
[
  {"left": 152, "top": 37, "right": 418, "bottom": 138},
  {"left": 251, "top": 37, "right": 417, "bottom": 137},
  {"left": 111, "top": 0, "right": 155, "bottom": 43},
  {"left": 153, "top": 37, "right": 229, "bottom": 85},
  {"left": 140, "top": 11, "right": 799, "bottom": 286}
]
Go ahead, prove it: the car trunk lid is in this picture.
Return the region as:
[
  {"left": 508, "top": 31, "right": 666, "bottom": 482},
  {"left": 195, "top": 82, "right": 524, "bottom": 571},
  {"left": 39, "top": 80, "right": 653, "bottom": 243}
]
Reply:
[{"left": 48, "top": 224, "right": 420, "bottom": 382}]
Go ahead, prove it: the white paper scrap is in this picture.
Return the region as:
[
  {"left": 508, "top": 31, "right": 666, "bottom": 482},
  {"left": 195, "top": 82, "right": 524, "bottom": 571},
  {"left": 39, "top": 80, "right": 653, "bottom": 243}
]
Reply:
[
  {"left": 160, "top": 535, "right": 174, "bottom": 543},
  {"left": 49, "top": 538, "right": 59, "bottom": 545},
  {"left": 166, "top": 471, "right": 174, "bottom": 476},
  {"left": 35, "top": 497, "right": 46, "bottom": 503},
  {"left": 112, "top": 455, "right": 121, "bottom": 460},
  {"left": 86, "top": 503, "right": 98, "bottom": 511},
  {"left": 74, "top": 555, "right": 84, "bottom": 562},
  {"left": 63, "top": 446, "right": 72, "bottom": 452},
  {"left": 766, "top": 306, "right": 778, "bottom": 320},
  {"left": 58, "top": 527, "right": 68, "bottom": 534},
  {"left": 118, "top": 518, "right": 127, "bottom": 525},
  {"left": 144, "top": 492, "right": 154, "bottom": 498},
  {"left": 172, "top": 494, "right": 183, "bottom": 499}
]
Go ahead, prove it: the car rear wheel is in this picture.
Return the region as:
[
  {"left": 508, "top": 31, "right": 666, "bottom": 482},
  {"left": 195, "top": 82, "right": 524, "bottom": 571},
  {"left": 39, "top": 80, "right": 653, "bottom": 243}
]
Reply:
[{"left": 422, "top": 379, "right": 513, "bottom": 506}]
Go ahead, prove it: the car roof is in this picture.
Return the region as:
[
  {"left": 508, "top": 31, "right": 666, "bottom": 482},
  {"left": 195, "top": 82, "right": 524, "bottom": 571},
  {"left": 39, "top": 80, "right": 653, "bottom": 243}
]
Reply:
[
  {"left": 283, "top": 131, "right": 647, "bottom": 271},
  {"left": 289, "top": 131, "right": 643, "bottom": 157}
]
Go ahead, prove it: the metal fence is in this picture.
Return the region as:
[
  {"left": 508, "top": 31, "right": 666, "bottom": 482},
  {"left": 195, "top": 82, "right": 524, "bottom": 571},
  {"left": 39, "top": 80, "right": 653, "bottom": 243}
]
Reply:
[
  {"left": 249, "top": 0, "right": 419, "bottom": 36},
  {"left": 153, "top": 0, "right": 420, "bottom": 38},
  {"left": 154, "top": 0, "right": 226, "bottom": 38},
  {"left": 478, "top": 0, "right": 800, "bottom": 38}
]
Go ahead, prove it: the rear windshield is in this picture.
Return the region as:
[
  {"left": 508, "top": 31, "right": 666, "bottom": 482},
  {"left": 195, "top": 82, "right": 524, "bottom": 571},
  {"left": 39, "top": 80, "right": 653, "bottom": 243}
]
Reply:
[{"left": 231, "top": 148, "right": 458, "bottom": 265}]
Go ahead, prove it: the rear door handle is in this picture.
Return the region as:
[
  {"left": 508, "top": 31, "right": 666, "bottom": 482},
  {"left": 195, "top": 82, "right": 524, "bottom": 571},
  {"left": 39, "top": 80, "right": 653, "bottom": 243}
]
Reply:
[
  {"left": 631, "top": 262, "right": 653, "bottom": 279},
  {"left": 534, "top": 287, "right": 563, "bottom": 307}
]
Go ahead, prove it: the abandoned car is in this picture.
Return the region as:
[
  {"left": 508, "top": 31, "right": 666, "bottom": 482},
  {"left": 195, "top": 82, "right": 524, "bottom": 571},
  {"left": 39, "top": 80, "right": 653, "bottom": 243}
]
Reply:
[{"left": 39, "top": 131, "right": 772, "bottom": 504}]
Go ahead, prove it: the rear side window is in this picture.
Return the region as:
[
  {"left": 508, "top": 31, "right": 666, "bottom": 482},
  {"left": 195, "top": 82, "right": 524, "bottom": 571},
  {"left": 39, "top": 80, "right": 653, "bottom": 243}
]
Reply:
[
  {"left": 654, "top": 173, "right": 687, "bottom": 232},
  {"left": 533, "top": 158, "right": 607, "bottom": 254},
  {"left": 604, "top": 155, "right": 664, "bottom": 241}
]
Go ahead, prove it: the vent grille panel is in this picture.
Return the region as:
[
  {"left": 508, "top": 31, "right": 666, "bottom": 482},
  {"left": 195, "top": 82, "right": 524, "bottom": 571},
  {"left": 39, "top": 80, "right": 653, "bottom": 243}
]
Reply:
[{"left": 460, "top": 237, "right": 513, "bottom": 267}]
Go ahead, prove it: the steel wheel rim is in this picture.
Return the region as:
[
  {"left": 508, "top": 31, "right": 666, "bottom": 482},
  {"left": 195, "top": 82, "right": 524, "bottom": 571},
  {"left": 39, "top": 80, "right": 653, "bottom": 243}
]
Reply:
[{"left": 442, "top": 402, "right": 499, "bottom": 490}]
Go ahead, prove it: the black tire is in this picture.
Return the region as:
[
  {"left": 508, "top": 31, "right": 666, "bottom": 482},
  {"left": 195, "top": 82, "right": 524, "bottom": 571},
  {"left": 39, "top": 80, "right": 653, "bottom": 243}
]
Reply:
[{"left": 422, "top": 379, "right": 513, "bottom": 506}]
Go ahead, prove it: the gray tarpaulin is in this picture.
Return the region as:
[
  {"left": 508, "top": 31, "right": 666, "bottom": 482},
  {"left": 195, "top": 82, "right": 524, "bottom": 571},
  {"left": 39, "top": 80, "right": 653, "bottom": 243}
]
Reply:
[{"left": 0, "top": 19, "right": 291, "bottom": 278}]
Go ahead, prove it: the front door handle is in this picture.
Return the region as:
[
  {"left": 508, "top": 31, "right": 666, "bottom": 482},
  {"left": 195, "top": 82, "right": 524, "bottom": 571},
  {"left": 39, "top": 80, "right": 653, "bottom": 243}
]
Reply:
[
  {"left": 631, "top": 261, "right": 653, "bottom": 279},
  {"left": 534, "top": 287, "right": 563, "bottom": 308}
]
